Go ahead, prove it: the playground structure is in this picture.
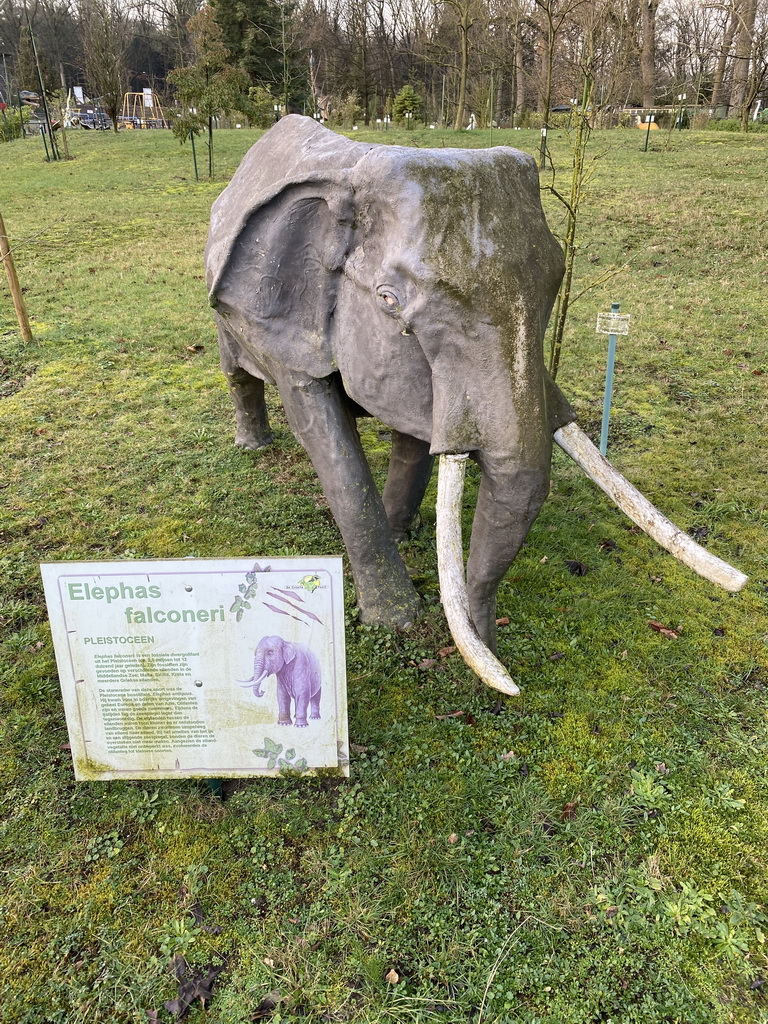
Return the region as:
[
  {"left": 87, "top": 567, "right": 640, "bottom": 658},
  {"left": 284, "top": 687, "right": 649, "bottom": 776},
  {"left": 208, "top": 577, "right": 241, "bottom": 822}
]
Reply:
[{"left": 119, "top": 91, "right": 170, "bottom": 129}]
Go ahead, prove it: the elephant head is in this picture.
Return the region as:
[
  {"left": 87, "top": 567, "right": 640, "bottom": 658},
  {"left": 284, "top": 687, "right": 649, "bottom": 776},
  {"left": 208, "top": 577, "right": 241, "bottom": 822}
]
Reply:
[
  {"left": 208, "top": 117, "right": 746, "bottom": 696},
  {"left": 240, "top": 635, "right": 294, "bottom": 697}
]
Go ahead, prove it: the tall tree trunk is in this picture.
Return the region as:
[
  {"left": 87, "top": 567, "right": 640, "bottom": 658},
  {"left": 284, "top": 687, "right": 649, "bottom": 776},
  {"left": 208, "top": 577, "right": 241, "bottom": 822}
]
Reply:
[
  {"left": 640, "top": 0, "right": 659, "bottom": 108},
  {"left": 729, "top": 0, "right": 757, "bottom": 119},
  {"left": 510, "top": 12, "right": 520, "bottom": 121},
  {"left": 711, "top": 10, "right": 737, "bottom": 109},
  {"left": 453, "top": 5, "right": 472, "bottom": 129}
]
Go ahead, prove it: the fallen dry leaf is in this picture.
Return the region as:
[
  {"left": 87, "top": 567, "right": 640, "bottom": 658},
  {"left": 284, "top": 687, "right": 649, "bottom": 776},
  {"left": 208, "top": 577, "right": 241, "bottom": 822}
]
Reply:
[
  {"left": 501, "top": 750, "right": 517, "bottom": 761},
  {"left": 186, "top": 344, "right": 205, "bottom": 354},
  {"left": 561, "top": 801, "right": 578, "bottom": 821},
  {"left": 251, "top": 989, "right": 283, "bottom": 1020},
  {"left": 417, "top": 658, "right": 439, "bottom": 670},
  {"left": 435, "top": 710, "right": 466, "bottom": 720},
  {"left": 649, "top": 620, "right": 679, "bottom": 639},
  {"left": 496, "top": 616, "right": 510, "bottom": 626},
  {"left": 438, "top": 645, "right": 457, "bottom": 658},
  {"left": 385, "top": 969, "right": 400, "bottom": 985},
  {"left": 164, "top": 955, "right": 228, "bottom": 1019},
  {"left": 565, "top": 559, "right": 590, "bottom": 576}
]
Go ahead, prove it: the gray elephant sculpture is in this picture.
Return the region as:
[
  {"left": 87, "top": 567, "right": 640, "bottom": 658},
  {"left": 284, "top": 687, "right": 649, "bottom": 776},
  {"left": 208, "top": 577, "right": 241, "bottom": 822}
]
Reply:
[
  {"left": 241, "top": 635, "right": 321, "bottom": 728},
  {"left": 208, "top": 116, "right": 746, "bottom": 695}
]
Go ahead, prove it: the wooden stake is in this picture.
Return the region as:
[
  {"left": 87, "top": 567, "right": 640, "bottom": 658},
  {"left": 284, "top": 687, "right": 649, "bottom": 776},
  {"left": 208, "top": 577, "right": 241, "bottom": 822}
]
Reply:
[{"left": 0, "top": 209, "right": 33, "bottom": 343}]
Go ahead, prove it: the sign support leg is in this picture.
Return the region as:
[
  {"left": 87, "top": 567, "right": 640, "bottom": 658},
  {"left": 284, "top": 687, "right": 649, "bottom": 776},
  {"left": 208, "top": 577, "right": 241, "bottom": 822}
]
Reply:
[{"left": 600, "top": 302, "right": 620, "bottom": 456}]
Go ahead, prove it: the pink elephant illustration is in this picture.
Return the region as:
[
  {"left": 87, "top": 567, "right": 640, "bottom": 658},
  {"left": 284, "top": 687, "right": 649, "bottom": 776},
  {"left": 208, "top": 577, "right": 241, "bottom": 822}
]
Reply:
[{"left": 240, "top": 635, "right": 321, "bottom": 727}]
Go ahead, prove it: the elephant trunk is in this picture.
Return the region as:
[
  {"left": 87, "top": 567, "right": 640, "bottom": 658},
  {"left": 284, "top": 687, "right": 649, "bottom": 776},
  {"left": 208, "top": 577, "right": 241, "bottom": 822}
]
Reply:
[{"left": 246, "top": 649, "right": 268, "bottom": 697}]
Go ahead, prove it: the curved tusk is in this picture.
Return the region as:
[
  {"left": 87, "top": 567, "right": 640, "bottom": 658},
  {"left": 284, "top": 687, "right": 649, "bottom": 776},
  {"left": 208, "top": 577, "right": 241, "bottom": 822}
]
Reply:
[
  {"left": 436, "top": 454, "right": 520, "bottom": 697},
  {"left": 554, "top": 421, "right": 748, "bottom": 593}
]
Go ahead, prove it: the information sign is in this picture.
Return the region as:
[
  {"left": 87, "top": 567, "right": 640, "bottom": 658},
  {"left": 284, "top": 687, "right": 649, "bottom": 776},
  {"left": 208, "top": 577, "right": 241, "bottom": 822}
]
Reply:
[
  {"left": 40, "top": 558, "right": 349, "bottom": 780},
  {"left": 596, "top": 312, "right": 631, "bottom": 335}
]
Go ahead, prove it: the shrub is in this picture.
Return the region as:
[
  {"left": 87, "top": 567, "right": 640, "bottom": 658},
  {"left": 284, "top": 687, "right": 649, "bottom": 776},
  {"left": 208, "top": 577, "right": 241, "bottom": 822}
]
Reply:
[
  {"left": 330, "top": 91, "right": 363, "bottom": 129},
  {"left": 249, "top": 86, "right": 278, "bottom": 129},
  {"left": 0, "top": 107, "right": 30, "bottom": 143},
  {"left": 392, "top": 84, "right": 422, "bottom": 125},
  {"left": 704, "top": 117, "right": 768, "bottom": 132}
]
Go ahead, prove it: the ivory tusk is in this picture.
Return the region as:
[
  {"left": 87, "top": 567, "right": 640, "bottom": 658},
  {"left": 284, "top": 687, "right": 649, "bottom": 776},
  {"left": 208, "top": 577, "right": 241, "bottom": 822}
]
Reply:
[
  {"left": 554, "top": 421, "right": 748, "bottom": 593},
  {"left": 436, "top": 454, "right": 520, "bottom": 697}
]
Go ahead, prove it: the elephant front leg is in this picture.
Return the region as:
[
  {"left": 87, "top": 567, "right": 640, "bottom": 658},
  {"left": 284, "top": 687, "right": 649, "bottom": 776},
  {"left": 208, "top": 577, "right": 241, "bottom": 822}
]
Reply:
[
  {"left": 276, "top": 373, "right": 421, "bottom": 629},
  {"left": 276, "top": 685, "right": 293, "bottom": 726},
  {"left": 382, "top": 431, "right": 435, "bottom": 542},
  {"left": 293, "top": 690, "right": 310, "bottom": 728}
]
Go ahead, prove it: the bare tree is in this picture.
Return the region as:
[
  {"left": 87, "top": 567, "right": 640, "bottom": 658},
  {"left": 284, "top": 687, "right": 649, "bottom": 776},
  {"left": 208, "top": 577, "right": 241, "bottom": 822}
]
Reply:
[
  {"left": 728, "top": 0, "right": 756, "bottom": 116},
  {"left": 711, "top": 4, "right": 737, "bottom": 108},
  {"left": 639, "top": 0, "right": 659, "bottom": 105},
  {"left": 145, "top": 0, "right": 202, "bottom": 67},
  {"left": 79, "top": 0, "right": 131, "bottom": 129}
]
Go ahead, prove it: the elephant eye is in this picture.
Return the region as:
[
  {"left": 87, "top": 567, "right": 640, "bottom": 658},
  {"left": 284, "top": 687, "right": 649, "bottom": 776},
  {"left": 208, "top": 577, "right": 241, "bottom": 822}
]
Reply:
[{"left": 377, "top": 288, "right": 402, "bottom": 314}]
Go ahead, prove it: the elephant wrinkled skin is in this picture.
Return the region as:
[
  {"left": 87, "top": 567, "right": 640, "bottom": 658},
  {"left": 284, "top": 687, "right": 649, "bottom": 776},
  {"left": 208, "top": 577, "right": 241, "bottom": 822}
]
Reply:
[{"left": 206, "top": 115, "right": 576, "bottom": 652}]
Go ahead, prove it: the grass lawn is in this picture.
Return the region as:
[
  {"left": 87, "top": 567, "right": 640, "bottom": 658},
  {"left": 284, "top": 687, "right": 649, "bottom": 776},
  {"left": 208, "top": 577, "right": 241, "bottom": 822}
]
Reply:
[{"left": 1, "top": 123, "right": 767, "bottom": 1023}]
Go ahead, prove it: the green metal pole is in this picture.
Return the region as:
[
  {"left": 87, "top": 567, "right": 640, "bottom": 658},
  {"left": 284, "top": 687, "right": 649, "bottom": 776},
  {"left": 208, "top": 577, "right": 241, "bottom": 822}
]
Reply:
[
  {"left": 24, "top": 2, "right": 59, "bottom": 160},
  {"left": 190, "top": 130, "right": 199, "bottom": 182}
]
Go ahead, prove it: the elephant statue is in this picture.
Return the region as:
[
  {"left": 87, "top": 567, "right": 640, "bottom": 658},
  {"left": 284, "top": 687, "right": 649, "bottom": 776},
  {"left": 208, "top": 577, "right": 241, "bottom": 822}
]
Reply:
[
  {"left": 241, "top": 635, "right": 322, "bottom": 728},
  {"left": 207, "top": 116, "right": 746, "bottom": 696}
]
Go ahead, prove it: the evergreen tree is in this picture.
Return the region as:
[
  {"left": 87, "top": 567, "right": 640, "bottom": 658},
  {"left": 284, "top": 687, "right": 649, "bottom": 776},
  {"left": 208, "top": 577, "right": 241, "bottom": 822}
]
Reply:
[
  {"left": 209, "top": 0, "right": 286, "bottom": 89},
  {"left": 392, "top": 83, "right": 422, "bottom": 125}
]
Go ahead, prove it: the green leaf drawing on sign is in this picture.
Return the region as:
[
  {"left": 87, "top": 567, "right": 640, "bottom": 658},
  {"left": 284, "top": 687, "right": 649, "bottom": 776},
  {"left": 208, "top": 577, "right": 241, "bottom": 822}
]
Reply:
[
  {"left": 252, "top": 739, "right": 309, "bottom": 774},
  {"left": 229, "top": 564, "right": 264, "bottom": 621}
]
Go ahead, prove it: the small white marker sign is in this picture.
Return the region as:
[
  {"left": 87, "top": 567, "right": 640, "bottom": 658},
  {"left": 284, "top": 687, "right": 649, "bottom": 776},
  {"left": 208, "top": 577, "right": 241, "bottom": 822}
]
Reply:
[
  {"left": 40, "top": 558, "right": 349, "bottom": 780},
  {"left": 596, "top": 312, "right": 631, "bottom": 335}
]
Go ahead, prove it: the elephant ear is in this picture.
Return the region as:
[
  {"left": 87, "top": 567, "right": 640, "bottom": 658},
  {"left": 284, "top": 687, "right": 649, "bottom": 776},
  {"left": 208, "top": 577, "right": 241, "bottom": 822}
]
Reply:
[
  {"left": 211, "top": 182, "right": 355, "bottom": 379},
  {"left": 281, "top": 639, "right": 297, "bottom": 664}
]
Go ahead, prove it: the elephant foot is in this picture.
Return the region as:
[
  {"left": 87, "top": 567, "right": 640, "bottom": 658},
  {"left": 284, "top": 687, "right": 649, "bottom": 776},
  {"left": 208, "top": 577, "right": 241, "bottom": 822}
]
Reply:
[
  {"left": 310, "top": 713, "right": 320, "bottom": 721},
  {"left": 356, "top": 587, "right": 421, "bottom": 630},
  {"left": 278, "top": 716, "right": 292, "bottom": 726},
  {"left": 235, "top": 432, "right": 274, "bottom": 451},
  {"left": 294, "top": 720, "right": 308, "bottom": 728}
]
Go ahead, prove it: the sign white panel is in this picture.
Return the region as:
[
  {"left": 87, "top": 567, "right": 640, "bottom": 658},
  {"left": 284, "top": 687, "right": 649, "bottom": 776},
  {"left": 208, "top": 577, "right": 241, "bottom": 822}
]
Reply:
[
  {"left": 40, "top": 558, "right": 348, "bottom": 780},
  {"left": 143, "top": 88, "right": 153, "bottom": 107},
  {"left": 596, "top": 312, "right": 631, "bottom": 335}
]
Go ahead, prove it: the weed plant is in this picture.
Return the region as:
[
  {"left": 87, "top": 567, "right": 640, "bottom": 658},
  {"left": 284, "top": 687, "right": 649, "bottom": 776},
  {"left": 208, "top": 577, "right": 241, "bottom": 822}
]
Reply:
[{"left": 1, "top": 126, "right": 767, "bottom": 1023}]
